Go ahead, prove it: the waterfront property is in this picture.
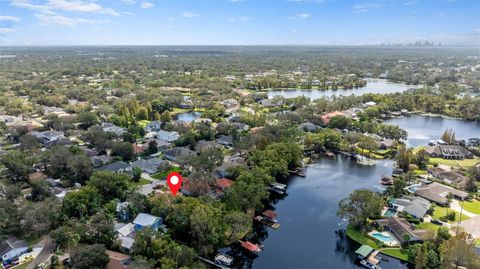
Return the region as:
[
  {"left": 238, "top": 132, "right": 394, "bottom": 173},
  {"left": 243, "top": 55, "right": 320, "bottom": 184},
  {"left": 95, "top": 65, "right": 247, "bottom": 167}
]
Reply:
[
  {"left": 422, "top": 145, "right": 474, "bottom": 160},
  {"left": 368, "top": 231, "right": 399, "bottom": 247},
  {"left": 375, "top": 217, "right": 430, "bottom": 245},
  {"left": 388, "top": 196, "right": 431, "bottom": 219},
  {"left": 414, "top": 182, "right": 469, "bottom": 205}
]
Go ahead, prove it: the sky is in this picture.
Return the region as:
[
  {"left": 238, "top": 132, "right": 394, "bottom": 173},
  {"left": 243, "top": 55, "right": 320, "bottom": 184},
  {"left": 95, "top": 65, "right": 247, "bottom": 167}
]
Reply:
[{"left": 0, "top": 0, "right": 479, "bottom": 46}]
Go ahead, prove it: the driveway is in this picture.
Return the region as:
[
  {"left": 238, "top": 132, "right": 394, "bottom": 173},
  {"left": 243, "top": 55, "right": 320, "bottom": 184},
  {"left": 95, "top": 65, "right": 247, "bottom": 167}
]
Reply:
[
  {"left": 458, "top": 215, "right": 480, "bottom": 239},
  {"left": 451, "top": 200, "right": 478, "bottom": 218},
  {"left": 138, "top": 172, "right": 165, "bottom": 195},
  {"left": 26, "top": 235, "right": 56, "bottom": 269}
]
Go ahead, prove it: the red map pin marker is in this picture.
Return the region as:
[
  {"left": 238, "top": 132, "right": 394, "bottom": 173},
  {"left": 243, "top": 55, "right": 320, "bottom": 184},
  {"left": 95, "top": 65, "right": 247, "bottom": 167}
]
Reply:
[{"left": 167, "top": 172, "right": 182, "bottom": 196}]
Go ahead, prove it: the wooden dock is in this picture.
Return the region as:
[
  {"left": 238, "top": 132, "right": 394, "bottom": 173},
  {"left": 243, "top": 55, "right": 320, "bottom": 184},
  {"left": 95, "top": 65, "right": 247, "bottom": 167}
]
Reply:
[
  {"left": 198, "top": 257, "right": 230, "bottom": 269},
  {"left": 255, "top": 216, "right": 280, "bottom": 229}
]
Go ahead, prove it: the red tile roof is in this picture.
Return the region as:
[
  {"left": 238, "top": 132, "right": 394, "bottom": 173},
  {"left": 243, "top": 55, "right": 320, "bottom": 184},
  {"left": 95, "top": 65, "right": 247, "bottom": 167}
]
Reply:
[
  {"left": 240, "top": 241, "right": 261, "bottom": 253},
  {"left": 216, "top": 178, "right": 234, "bottom": 190},
  {"left": 320, "top": 111, "right": 345, "bottom": 125},
  {"left": 262, "top": 210, "right": 277, "bottom": 220}
]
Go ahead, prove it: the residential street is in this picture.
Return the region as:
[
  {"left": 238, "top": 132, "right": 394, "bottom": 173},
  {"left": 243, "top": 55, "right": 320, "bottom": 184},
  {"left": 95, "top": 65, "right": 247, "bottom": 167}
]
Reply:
[{"left": 26, "top": 235, "right": 56, "bottom": 269}]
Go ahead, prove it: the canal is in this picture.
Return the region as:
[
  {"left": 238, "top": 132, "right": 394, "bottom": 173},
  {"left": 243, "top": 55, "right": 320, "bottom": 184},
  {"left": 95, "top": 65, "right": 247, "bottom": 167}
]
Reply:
[{"left": 268, "top": 79, "right": 422, "bottom": 100}]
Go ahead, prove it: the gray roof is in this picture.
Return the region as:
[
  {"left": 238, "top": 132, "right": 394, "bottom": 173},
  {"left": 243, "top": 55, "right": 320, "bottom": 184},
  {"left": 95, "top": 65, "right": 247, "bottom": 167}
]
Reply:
[
  {"left": 414, "top": 182, "right": 468, "bottom": 205},
  {"left": 98, "top": 161, "right": 131, "bottom": 172},
  {"left": 391, "top": 196, "right": 430, "bottom": 218},
  {"left": 131, "top": 158, "right": 165, "bottom": 174},
  {"left": 133, "top": 213, "right": 161, "bottom": 227},
  {"left": 0, "top": 236, "right": 28, "bottom": 256}
]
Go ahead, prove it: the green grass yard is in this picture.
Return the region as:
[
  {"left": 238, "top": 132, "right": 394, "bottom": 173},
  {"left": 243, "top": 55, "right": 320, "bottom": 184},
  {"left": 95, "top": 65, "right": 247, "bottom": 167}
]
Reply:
[
  {"left": 346, "top": 225, "right": 409, "bottom": 262},
  {"left": 462, "top": 200, "right": 480, "bottom": 215},
  {"left": 429, "top": 157, "right": 480, "bottom": 168},
  {"left": 416, "top": 221, "right": 442, "bottom": 231},
  {"left": 137, "top": 120, "right": 151, "bottom": 128},
  {"left": 432, "top": 206, "right": 470, "bottom": 223}
]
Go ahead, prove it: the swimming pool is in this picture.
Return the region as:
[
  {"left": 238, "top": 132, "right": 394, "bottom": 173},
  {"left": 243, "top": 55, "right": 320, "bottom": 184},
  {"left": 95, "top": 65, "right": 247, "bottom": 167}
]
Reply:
[
  {"left": 371, "top": 232, "right": 395, "bottom": 243},
  {"left": 384, "top": 209, "right": 397, "bottom": 217}
]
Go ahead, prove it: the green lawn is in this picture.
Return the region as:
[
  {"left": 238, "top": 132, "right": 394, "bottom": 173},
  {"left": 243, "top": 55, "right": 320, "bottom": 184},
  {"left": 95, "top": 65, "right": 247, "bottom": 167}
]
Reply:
[
  {"left": 412, "top": 146, "right": 425, "bottom": 154},
  {"left": 476, "top": 238, "right": 480, "bottom": 247},
  {"left": 346, "top": 226, "right": 409, "bottom": 262},
  {"left": 429, "top": 157, "right": 480, "bottom": 168},
  {"left": 12, "top": 261, "right": 32, "bottom": 269},
  {"left": 432, "top": 206, "right": 470, "bottom": 223},
  {"left": 151, "top": 167, "right": 181, "bottom": 180},
  {"left": 380, "top": 248, "right": 409, "bottom": 261},
  {"left": 137, "top": 120, "right": 151, "bottom": 128},
  {"left": 462, "top": 200, "right": 480, "bottom": 215},
  {"left": 416, "top": 221, "right": 442, "bottom": 231},
  {"left": 171, "top": 108, "right": 192, "bottom": 115},
  {"left": 131, "top": 178, "right": 151, "bottom": 187}
]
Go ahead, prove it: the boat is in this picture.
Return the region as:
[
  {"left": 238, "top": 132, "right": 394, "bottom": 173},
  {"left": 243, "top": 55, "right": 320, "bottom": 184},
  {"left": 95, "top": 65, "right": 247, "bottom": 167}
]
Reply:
[
  {"left": 325, "top": 151, "right": 335, "bottom": 157},
  {"left": 214, "top": 253, "right": 233, "bottom": 267},
  {"left": 379, "top": 176, "right": 394, "bottom": 185},
  {"left": 239, "top": 240, "right": 263, "bottom": 255},
  {"left": 268, "top": 182, "right": 287, "bottom": 195},
  {"left": 255, "top": 210, "right": 281, "bottom": 229}
]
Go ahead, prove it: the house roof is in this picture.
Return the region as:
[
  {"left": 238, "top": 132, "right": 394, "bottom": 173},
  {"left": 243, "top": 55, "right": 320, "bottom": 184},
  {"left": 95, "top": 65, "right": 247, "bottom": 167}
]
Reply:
[
  {"left": 262, "top": 210, "right": 277, "bottom": 219},
  {"left": 98, "top": 161, "right": 131, "bottom": 172},
  {"left": 133, "top": 213, "right": 160, "bottom": 227},
  {"left": 131, "top": 158, "right": 164, "bottom": 174},
  {"left": 355, "top": 245, "right": 373, "bottom": 258},
  {"left": 0, "top": 236, "right": 28, "bottom": 256},
  {"left": 240, "top": 241, "right": 261, "bottom": 252},
  {"left": 376, "top": 217, "right": 422, "bottom": 241},
  {"left": 216, "top": 178, "right": 234, "bottom": 189},
  {"left": 392, "top": 196, "right": 430, "bottom": 218},
  {"left": 28, "top": 172, "right": 47, "bottom": 181},
  {"left": 116, "top": 223, "right": 135, "bottom": 237},
  {"left": 414, "top": 182, "right": 468, "bottom": 205},
  {"left": 106, "top": 250, "right": 133, "bottom": 269}
]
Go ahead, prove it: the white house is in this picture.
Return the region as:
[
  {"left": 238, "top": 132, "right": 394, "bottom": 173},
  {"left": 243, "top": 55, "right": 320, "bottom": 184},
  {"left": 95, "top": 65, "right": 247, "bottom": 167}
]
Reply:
[
  {"left": 155, "top": 130, "right": 180, "bottom": 143},
  {"left": 0, "top": 237, "right": 28, "bottom": 262}
]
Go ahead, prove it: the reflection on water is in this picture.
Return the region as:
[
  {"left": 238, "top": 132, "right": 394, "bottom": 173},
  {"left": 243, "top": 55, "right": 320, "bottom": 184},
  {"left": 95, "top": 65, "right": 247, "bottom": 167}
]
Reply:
[
  {"left": 268, "top": 79, "right": 422, "bottom": 100},
  {"left": 385, "top": 115, "right": 480, "bottom": 147},
  {"left": 234, "top": 157, "right": 412, "bottom": 269}
]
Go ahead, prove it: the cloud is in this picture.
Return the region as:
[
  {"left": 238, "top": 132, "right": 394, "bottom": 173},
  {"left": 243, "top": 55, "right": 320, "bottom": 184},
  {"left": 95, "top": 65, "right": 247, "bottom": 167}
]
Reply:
[
  {"left": 228, "top": 0, "right": 245, "bottom": 2},
  {"left": 35, "top": 12, "right": 108, "bottom": 26},
  {"left": 121, "top": 0, "right": 136, "bottom": 4},
  {"left": 404, "top": 0, "right": 416, "bottom": 5},
  {"left": 229, "top": 16, "right": 250, "bottom": 22},
  {"left": 288, "top": 13, "right": 310, "bottom": 20},
  {"left": 11, "top": 0, "right": 119, "bottom": 16},
  {"left": 140, "top": 1, "right": 154, "bottom": 9},
  {"left": 0, "top": 16, "right": 22, "bottom": 23},
  {"left": 0, "top": 15, "right": 22, "bottom": 33},
  {"left": 352, "top": 3, "right": 383, "bottom": 13},
  {"left": 181, "top": 12, "right": 198, "bottom": 18}
]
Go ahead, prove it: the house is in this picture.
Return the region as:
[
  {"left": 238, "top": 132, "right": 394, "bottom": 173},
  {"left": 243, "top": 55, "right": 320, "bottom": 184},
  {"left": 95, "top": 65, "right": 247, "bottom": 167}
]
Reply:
[
  {"left": 196, "top": 140, "right": 222, "bottom": 152},
  {"left": 389, "top": 196, "right": 431, "bottom": 219},
  {"left": 115, "top": 223, "right": 135, "bottom": 253},
  {"left": 217, "top": 135, "right": 234, "bottom": 147},
  {"left": 259, "top": 99, "right": 279, "bottom": 107},
  {"left": 132, "top": 213, "right": 162, "bottom": 231},
  {"left": 0, "top": 236, "right": 28, "bottom": 262},
  {"left": 163, "top": 147, "right": 196, "bottom": 163},
  {"left": 131, "top": 158, "right": 165, "bottom": 174},
  {"left": 30, "top": 131, "right": 64, "bottom": 145},
  {"left": 132, "top": 144, "right": 145, "bottom": 155},
  {"left": 414, "top": 182, "right": 469, "bottom": 206},
  {"left": 98, "top": 161, "right": 132, "bottom": 173},
  {"left": 298, "top": 122, "right": 318, "bottom": 132},
  {"left": 222, "top": 99, "right": 239, "bottom": 109},
  {"left": 215, "top": 178, "right": 234, "bottom": 192},
  {"left": 320, "top": 111, "right": 346, "bottom": 125},
  {"left": 145, "top": 121, "right": 162, "bottom": 132},
  {"left": 102, "top": 123, "right": 126, "bottom": 136},
  {"left": 106, "top": 250, "right": 133, "bottom": 269},
  {"left": 375, "top": 218, "right": 427, "bottom": 244},
  {"left": 180, "top": 178, "right": 211, "bottom": 197},
  {"left": 142, "top": 139, "right": 172, "bottom": 152},
  {"left": 377, "top": 139, "right": 395, "bottom": 150},
  {"left": 28, "top": 171, "right": 47, "bottom": 182},
  {"left": 428, "top": 167, "right": 470, "bottom": 189},
  {"left": 155, "top": 130, "right": 180, "bottom": 142},
  {"left": 215, "top": 154, "right": 247, "bottom": 178},
  {"left": 52, "top": 187, "right": 68, "bottom": 199},
  {"left": 467, "top": 138, "right": 480, "bottom": 147},
  {"left": 422, "top": 145, "right": 473, "bottom": 160},
  {"left": 91, "top": 155, "right": 112, "bottom": 167}
]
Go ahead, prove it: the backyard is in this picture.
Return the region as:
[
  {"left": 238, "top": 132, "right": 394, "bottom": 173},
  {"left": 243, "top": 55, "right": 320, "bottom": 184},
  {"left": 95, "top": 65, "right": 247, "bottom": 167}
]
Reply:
[
  {"left": 432, "top": 206, "right": 470, "bottom": 223},
  {"left": 462, "top": 199, "right": 480, "bottom": 215}
]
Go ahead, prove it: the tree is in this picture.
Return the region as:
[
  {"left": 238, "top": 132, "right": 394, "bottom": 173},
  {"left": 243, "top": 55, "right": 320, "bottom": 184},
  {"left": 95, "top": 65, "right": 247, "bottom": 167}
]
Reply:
[
  {"left": 0, "top": 150, "right": 35, "bottom": 182},
  {"left": 440, "top": 229, "right": 480, "bottom": 269},
  {"left": 397, "top": 146, "right": 413, "bottom": 172},
  {"left": 21, "top": 198, "right": 62, "bottom": 238},
  {"left": 145, "top": 140, "right": 158, "bottom": 155},
  {"left": 415, "top": 243, "right": 427, "bottom": 269},
  {"left": 84, "top": 211, "right": 116, "bottom": 247},
  {"left": 337, "top": 189, "right": 384, "bottom": 230},
  {"left": 70, "top": 244, "right": 109, "bottom": 269},
  {"left": 19, "top": 134, "right": 40, "bottom": 151},
  {"left": 51, "top": 224, "right": 81, "bottom": 251},
  {"left": 63, "top": 186, "right": 102, "bottom": 219},
  {"left": 132, "top": 166, "right": 142, "bottom": 182},
  {"left": 77, "top": 111, "right": 99, "bottom": 129},
  {"left": 87, "top": 171, "right": 131, "bottom": 202},
  {"left": 385, "top": 176, "right": 407, "bottom": 198},
  {"left": 111, "top": 141, "right": 134, "bottom": 161},
  {"left": 161, "top": 110, "right": 172, "bottom": 122},
  {"left": 441, "top": 129, "right": 456, "bottom": 144}
]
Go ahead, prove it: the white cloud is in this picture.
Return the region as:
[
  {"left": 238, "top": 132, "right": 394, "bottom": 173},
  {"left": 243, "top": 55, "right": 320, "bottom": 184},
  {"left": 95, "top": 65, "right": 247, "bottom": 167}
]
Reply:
[
  {"left": 404, "top": 0, "right": 416, "bottom": 5},
  {"left": 288, "top": 13, "right": 310, "bottom": 20},
  {"left": 0, "top": 16, "right": 22, "bottom": 22},
  {"left": 352, "top": 3, "right": 383, "bottom": 13},
  {"left": 121, "top": 0, "right": 136, "bottom": 4},
  {"left": 288, "top": 0, "right": 325, "bottom": 3},
  {"left": 228, "top": 0, "right": 245, "bottom": 2},
  {"left": 229, "top": 16, "right": 250, "bottom": 22},
  {"left": 181, "top": 12, "right": 198, "bottom": 18},
  {"left": 11, "top": 0, "right": 119, "bottom": 16},
  {"left": 35, "top": 12, "right": 108, "bottom": 26},
  {"left": 140, "top": 1, "right": 154, "bottom": 9}
]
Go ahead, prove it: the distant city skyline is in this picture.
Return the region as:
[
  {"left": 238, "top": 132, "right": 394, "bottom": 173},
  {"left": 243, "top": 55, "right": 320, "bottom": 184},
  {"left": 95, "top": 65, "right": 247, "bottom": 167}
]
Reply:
[{"left": 0, "top": 0, "right": 479, "bottom": 46}]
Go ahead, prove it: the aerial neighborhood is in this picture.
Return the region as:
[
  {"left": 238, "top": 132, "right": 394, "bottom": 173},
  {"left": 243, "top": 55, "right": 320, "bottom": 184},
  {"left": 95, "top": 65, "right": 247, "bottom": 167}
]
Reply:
[{"left": 0, "top": 46, "right": 479, "bottom": 269}]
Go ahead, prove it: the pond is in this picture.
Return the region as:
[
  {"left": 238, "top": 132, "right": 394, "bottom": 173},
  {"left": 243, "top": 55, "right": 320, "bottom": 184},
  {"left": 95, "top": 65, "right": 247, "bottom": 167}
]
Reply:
[
  {"left": 236, "top": 157, "right": 412, "bottom": 269},
  {"left": 268, "top": 79, "right": 422, "bottom": 100},
  {"left": 384, "top": 115, "right": 480, "bottom": 147},
  {"left": 173, "top": 111, "right": 201, "bottom": 122}
]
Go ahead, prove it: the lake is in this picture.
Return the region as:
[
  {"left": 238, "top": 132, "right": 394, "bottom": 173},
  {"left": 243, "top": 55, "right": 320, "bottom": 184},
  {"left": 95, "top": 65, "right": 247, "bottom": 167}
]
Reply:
[
  {"left": 173, "top": 111, "right": 201, "bottom": 122},
  {"left": 385, "top": 115, "right": 480, "bottom": 147},
  {"left": 236, "top": 157, "right": 412, "bottom": 269},
  {"left": 268, "top": 79, "right": 422, "bottom": 100}
]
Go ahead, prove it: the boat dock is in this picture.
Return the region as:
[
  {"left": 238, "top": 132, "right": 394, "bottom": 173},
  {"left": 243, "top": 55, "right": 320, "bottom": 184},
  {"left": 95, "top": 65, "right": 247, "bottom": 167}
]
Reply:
[
  {"left": 198, "top": 257, "right": 230, "bottom": 269},
  {"left": 255, "top": 216, "right": 280, "bottom": 229}
]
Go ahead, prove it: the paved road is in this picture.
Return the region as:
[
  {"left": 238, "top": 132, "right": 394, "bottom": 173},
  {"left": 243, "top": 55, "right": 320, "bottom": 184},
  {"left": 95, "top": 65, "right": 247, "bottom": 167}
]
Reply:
[
  {"left": 26, "top": 235, "right": 56, "bottom": 269},
  {"left": 451, "top": 200, "right": 477, "bottom": 218},
  {"left": 138, "top": 172, "right": 165, "bottom": 195}
]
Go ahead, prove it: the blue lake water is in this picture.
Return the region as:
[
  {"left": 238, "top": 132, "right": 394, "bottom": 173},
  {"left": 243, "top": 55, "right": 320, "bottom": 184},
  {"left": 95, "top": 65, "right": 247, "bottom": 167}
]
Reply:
[{"left": 268, "top": 79, "right": 422, "bottom": 100}]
